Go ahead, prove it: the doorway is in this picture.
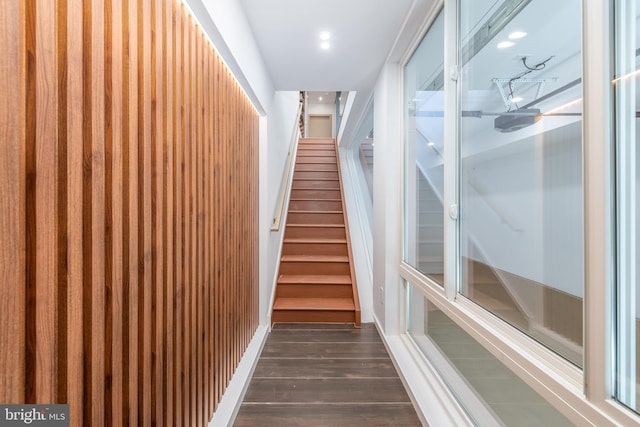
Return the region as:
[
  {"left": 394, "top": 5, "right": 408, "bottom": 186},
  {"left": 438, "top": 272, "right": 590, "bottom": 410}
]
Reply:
[{"left": 308, "top": 114, "right": 332, "bottom": 138}]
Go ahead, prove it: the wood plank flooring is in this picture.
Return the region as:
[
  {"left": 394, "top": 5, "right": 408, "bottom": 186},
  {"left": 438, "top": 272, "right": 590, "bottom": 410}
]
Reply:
[{"left": 234, "top": 323, "right": 424, "bottom": 426}]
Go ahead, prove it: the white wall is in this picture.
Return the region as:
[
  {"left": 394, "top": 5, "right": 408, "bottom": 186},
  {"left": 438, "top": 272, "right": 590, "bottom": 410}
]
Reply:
[
  {"left": 265, "top": 91, "right": 302, "bottom": 322},
  {"left": 186, "top": 0, "right": 274, "bottom": 113},
  {"left": 372, "top": 63, "right": 403, "bottom": 334}
]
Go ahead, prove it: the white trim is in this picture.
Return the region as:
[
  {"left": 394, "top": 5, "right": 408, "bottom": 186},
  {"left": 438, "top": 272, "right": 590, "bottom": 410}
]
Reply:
[
  {"left": 397, "top": 0, "right": 446, "bottom": 67},
  {"left": 399, "top": 262, "right": 638, "bottom": 426},
  {"left": 582, "top": 0, "right": 615, "bottom": 404},
  {"left": 374, "top": 315, "right": 475, "bottom": 427},
  {"left": 406, "top": 333, "right": 502, "bottom": 426},
  {"left": 340, "top": 145, "right": 375, "bottom": 322},
  {"left": 209, "top": 325, "right": 269, "bottom": 427},
  {"left": 443, "top": 0, "right": 459, "bottom": 302}
]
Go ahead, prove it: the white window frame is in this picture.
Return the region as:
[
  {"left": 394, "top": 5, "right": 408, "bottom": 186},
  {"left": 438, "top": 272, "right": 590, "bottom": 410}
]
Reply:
[{"left": 397, "top": 0, "right": 640, "bottom": 425}]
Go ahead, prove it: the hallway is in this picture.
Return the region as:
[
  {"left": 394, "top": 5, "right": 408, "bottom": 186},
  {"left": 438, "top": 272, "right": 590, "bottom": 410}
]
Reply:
[{"left": 234, "top": 324, "right": 423, "bottom": 426}]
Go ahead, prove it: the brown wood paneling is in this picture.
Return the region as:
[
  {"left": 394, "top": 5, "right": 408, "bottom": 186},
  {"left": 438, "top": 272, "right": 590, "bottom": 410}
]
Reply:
[
  {"left": 65, "top": 0, "right": 85, "bottom": 424},
  {"left": 163, "top": 1, "right": 175, "bottom": 425},
  {"left": 0, "top": 1, "right": 259, "bottom": 425},
  {"left": 0, "top": 0, "right": 26, "bottom": 405}
]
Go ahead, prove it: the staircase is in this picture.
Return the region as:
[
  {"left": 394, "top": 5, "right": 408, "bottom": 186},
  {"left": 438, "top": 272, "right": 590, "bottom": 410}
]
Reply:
[
  {"left": 416, "top": 169, "right": 528, "bottom": 330},
  {"left": 416, "top": 170, "right": 444, "bottom": 281},
  {"left": 272, "top": 138, "right": 361, "bottom": 326}
]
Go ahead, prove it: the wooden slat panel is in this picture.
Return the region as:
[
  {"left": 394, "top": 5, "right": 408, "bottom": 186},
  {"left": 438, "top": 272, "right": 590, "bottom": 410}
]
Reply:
[
  {"left": 150, "top": 0, "right": 164, "bottom": 424},
  {"left": 34, "top": 0, "right": 59, "bottom": 404},
  {"left": 137, "top": 0, "right": 152, "bottom": 424},
  {"left": 81, "top": 1, "right": 107, "bottom": 425},
  {"left": 0, "top": 0, "right": 26, "bottom": 405},
  {"left": 163, "top": 0, "right": 175, "bottom": 425},
  {"left": 173, "top": 3, "right": 183, "bottom": 425},
  {"left": 124, "top": 0, "right": 140, "bottom": 424},
  {"left": 105, "top": 0, "right": 124, "bottom": 424},
  {"left": 65, "top": 0, "right": 85, "bottom": 424},
  {"left": 0, "top": 1, "right": 260, "bottom": 425},
  {"left": 195, "top": 28, "right": 204, "bottom": 427}
]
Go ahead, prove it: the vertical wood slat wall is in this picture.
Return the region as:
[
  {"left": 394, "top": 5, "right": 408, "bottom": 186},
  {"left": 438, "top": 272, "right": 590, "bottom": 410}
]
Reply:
[{"left": 0, "top": 0, "right": 260, "bottom": 426}]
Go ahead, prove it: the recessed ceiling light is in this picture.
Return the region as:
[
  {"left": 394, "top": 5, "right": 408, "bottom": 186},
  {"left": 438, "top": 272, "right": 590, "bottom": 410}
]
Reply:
[
  {"left": 508, "top": 31, "right": 527, "bottom": 40},
  {"left": 319, "top": 31, "right": 331, "bottom": 41},
  {"left": 320, "top": 42, "right": 330, "bottom": 50},
  {"left": 497, "top": 41, "right": 515, "bottom": 49}
]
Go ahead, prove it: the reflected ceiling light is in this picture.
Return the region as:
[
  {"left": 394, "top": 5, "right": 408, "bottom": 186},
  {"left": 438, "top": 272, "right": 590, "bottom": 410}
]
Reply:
[
  {"left": 497, "top": 41, "right": 514, "bottom": 49},
  {"left": 508, "top": 31, "right": 527, "bottom": 40},
  {"left": 543, "top": 98, "right": 583, "bottom": 115},
  {"left": 320, "top": 42, "right": 330, "bottom": 50},
  {"left": 319, "top": 31, "right": 331, "bottom": 40}
]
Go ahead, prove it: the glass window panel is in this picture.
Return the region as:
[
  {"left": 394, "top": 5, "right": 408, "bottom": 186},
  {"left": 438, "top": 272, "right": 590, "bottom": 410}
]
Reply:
[
  {"left": 404, "top": 11, "right": 445, "bottom": 285},
  {"left": 406, "top": 284, "right": 575, "bottom": 426},
  {"left": 458, "top": 0, "right": 584, "bottom": 366},
  {"left": 614, "top": 0, "right": 640, "bottom": 413}
]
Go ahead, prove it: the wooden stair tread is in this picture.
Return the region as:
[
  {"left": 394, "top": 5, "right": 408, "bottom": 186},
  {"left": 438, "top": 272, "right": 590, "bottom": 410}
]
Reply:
[
  {"left": 273, "top": 297, "right": 355, "bottom": 311},
  {"left": 288, "top": 210, "right": 343, "bottom": 214},
  {"left": 281, "top": 255, "right": 349, "bottom": 263},
  {"left": 284, "top": 238, "right": 347, "bottom": 244},
  {"left": 293, "top": 178, "right": 339, "bottom": 181},
  {"left": 290, "top": 198, "right": 342, "bottom": 201},
  {"left": 278, "top": 274, "right": 352, "bottom": 284},
  {"left": 286, "top": 223, "right": 345, "bottom": 228}
]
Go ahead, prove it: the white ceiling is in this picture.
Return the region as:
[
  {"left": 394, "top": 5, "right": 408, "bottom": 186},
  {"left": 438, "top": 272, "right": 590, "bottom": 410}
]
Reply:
[{"left": 239, "top": 0, "right": 414, "bottom": 91}]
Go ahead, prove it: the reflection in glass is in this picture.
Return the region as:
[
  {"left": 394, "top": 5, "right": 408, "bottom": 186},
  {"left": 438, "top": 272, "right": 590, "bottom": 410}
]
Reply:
[
  {"left": 403, "top": 11, "right": 445, "bottom": 285},
  {"left": 458, "top": 0, "right": 583, "bottom": 366},
  {"left": 406, "top": 285, "right": 574, "bottom": 426},
  {"left": 614, "top": 0, "right": 640, "bottom": 413}
]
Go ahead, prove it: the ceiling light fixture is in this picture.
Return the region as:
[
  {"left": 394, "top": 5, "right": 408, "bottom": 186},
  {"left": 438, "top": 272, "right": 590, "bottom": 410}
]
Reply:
[
  {"left": 320, "top": 42, "right": 330, "bottom": 50},
  {"left": 497, "top": 41, "right": 514, "bottom": 49},
  {"left": 511, "top": 96, "right": 523, "bottom": 103},
  {"left": 319, "top": 96, "right": 323, "bottom": 101},
  {"left": 319, "top": 31, "right": 331, "bottom": 41},
  {"left": 508, "top": 31, "right": 527, "bottom": 39}
]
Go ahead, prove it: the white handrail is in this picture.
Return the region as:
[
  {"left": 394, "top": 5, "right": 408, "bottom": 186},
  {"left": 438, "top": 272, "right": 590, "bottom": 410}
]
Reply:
[{"left": 270, "top": 101, "right": 303, "bottom": 231}]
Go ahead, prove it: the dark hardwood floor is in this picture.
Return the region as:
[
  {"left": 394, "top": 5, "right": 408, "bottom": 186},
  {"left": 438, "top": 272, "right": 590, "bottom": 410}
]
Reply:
[{"left": 234, "top": 323, "right": 424, "bottom": 426}]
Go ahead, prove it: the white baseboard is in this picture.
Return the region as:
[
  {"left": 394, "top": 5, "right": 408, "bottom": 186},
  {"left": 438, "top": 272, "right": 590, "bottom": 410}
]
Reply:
[
  {"left": 374, "top": 318, "right": 474, "bottom": 427},
  {"left": 209, "top": 324, "right": 269, "bottom": 427}
]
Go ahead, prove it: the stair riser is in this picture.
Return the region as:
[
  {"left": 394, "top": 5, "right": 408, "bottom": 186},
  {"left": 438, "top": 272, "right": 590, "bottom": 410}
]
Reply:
[
  {"left": 294, "top": 163, "right": 337, "bottom": 172},
  {"left": 293, "top": 171, "right": 339, "bottom": 180},
  {"left": 418, "top": 226, "right": 443, "bottom": 240},
  {"left": 295, "top": 157, "right": 336, "bottom": 164},
  {"left": 271, "top": 310, "right": 355, "bottom": 324},
  {"left": 291, "top": 189, "right": 341, "bottom": 200},
  {"left": 416, "top": 242, "right": 444, "bottom": 255},
  {"left": 292, "top": 180, "right": 340, "bottom": 190},
  {"left": 287, "top": 212, "right": 344, "bottom": 225},
  {"left": 276, "top": 284, "right": 353, "bottom": 298},
  {"left": 279, "top": 261, "right": 350, "bottom": 275},
  {"left": 418, "top": 213, "right": 444, "bottom": 225},
  {"left": 285, "top": 226, "right": 346, "bottom": 239},
  {"left": 288, "top": 200, "right": 343, "bottom": 211},
  {"left": 296, "top": 150, "right": 335, "bottom": 157},
  {"left": 282, "top": 242, "right": 348, "bottom": 256}
]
